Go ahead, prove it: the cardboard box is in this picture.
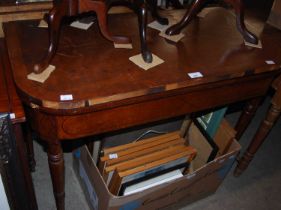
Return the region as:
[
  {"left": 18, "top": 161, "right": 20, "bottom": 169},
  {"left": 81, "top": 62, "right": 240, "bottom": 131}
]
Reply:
[
  {"left": 73, "top": 120, "right": 240, "bottom": 210},
  {"left": 267, "top": 0, "right": 281, "bottom": 30}
]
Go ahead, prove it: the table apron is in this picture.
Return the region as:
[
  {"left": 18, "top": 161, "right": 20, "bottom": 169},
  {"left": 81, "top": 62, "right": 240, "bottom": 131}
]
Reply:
[{"left": 27, "top": 75, "right": 275, "bottom": 141}]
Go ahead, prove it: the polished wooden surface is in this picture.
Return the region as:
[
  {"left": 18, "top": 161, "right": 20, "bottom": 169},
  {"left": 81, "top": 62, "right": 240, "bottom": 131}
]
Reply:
[
  {"left": 4, "top": 11, "right": 281, "bottom": 210},
  {"left": 32, "top": 0, "right": 167, "bottom": 72},
  {"left": 5, "top": 13, "right": 281, "bottom": 110}
]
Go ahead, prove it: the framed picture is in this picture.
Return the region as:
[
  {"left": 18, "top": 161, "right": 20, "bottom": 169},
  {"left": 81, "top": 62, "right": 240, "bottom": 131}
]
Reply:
[
  {"left": 108, "top": 147, "right": 196, "bottom": 195},
  {"left": 104, "top": 144, "right": 188, "bottom": 185},
  {"left": 192, "top": 118, "right": 219, "bottom": 162}
]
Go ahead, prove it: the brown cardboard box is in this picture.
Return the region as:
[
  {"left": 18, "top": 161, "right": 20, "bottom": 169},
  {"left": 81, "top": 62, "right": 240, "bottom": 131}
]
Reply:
[
  {"left": 267, "top": 0, "right": 281, "bottom": 30},
  {"left": 73, "top": 120, "right": 240, "bottom": 210}
]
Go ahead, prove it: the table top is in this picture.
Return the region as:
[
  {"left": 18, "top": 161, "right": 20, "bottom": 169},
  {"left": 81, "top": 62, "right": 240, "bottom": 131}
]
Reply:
[
  {"left": 4, "top": 10, "right": 281, "bottom": 114},
  {"left": 0, "top": 39, "right": 25, "bottom": 123}
]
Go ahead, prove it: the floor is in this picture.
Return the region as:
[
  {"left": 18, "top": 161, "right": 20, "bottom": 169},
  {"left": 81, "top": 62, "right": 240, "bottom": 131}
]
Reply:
[{"left": 32, "top": 97, "right": 281, "bottom": 210}]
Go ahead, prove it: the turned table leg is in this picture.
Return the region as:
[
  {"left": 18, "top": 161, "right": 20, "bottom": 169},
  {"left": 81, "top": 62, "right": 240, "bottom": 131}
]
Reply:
[
  {"left": 47, "top": 140, "right": 65, "bottom": 210},
  {"left": 235, "top": 97, "right": 262, "bottom": 140},
  {"left": 234, "top": 77, "right": 281, "bottom": 176}
]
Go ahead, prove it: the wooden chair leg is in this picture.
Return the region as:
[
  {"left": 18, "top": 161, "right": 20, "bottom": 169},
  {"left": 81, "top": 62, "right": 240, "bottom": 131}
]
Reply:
[
  {"left": 83, "top": 0, "right": 131, "bottom": 44},
  {"left": 147, "top": 0, "right": 168, "bottom": 25},
  {"left": 226, "top": 0, "right": 258, "bottom": 44},
  {"left": 165, "top": 0, "right": 205, "bottom": 36},
  {"left": 137, "top": 2, "right": 152, "bottom": 63},
  {"left": 169, "top": 0, "right": 184, "bottom": 9},
  {"left": 33, "top": 0, "right": 70, "bottom": 73},
  {"left": 166, "top": 0, "right": 258, "bottom": 44}
]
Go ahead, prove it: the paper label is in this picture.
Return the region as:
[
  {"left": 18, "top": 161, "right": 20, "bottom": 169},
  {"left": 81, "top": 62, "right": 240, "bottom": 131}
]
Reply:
[
  {"left": 265, "top": 60, "right": 275, "bottom": 65},
  {"left": 70, "top": 21, "right": 94, "bottom": 30},
  {"left": 114, "top": 43, "right": 133, "bottom": 49},
  {"left": 109, "top": 153, "right": 118, "bottom": 159},
  {"left": 9, "top": 113, "right": 16, "bottom": 119},
  {"left": 244, "top": 39, "right": 262, "bottom": 49},
  {"left": 38, "top": 19, "right": 48, "bottom": 28},
  {"left": 60, "top": 94, "right": 73, "bottom": 101},
  {"left": 159, "top": 31, "right": 185, "bottom": 42},
  {"left": 27, "top": 64, "right": 56, "bottom": 83},
  {"left": 148, "top": 21, "right": 170, "bottom": 32},
  {"left": 129, "top": 53, "right": 164, "bottom": 71},
  {"left": 188, "top": 72, "right": 203, "bottom": 78}
]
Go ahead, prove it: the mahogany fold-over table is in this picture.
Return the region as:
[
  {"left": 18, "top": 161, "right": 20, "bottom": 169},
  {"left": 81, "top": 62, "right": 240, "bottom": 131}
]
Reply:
[{"left": 4, "top": 11, "right": 281, "bottom": 210}]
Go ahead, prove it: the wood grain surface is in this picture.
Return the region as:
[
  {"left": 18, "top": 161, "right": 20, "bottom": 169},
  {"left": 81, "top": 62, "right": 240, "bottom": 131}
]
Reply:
[{"left": 4, "top": 12, "right": 281, "bottom": 113}]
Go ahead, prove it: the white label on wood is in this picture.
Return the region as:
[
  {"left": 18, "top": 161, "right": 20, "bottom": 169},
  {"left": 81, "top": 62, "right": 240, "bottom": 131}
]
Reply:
[
  {"left": 109, "top": 153, "right": 118, "bottom": 159},
  {"left": 60, "top": 94, "right": 73, "bottom": 101},
  {"left": 188, "top": 72, "right": 203, "bottom": 78},
  {"left": 9, "top": 113, "right": 16, "bottom": 119},
  {"left": 265, "top": 60, "right": 275, "bottom": 65}
]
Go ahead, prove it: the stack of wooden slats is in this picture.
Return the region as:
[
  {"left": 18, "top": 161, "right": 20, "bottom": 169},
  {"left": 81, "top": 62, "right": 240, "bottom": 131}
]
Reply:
[{"left": 98, "top": 131, "right": 196, "bottom": 195}]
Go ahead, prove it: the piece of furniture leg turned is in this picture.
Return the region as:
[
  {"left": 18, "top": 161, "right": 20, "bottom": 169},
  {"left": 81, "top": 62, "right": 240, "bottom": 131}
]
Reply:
[
  {"left": 47, "top": 140, "right": 65, "bottom": 210},
  {"left": 234, "top": 75, "right": 281, "bottom": 176},
  {"left": 165, "top": 0, "right": 258, "bottom": 45},
  {"left": 234, "top": 97, "right": 263, "bottom": 140}
]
